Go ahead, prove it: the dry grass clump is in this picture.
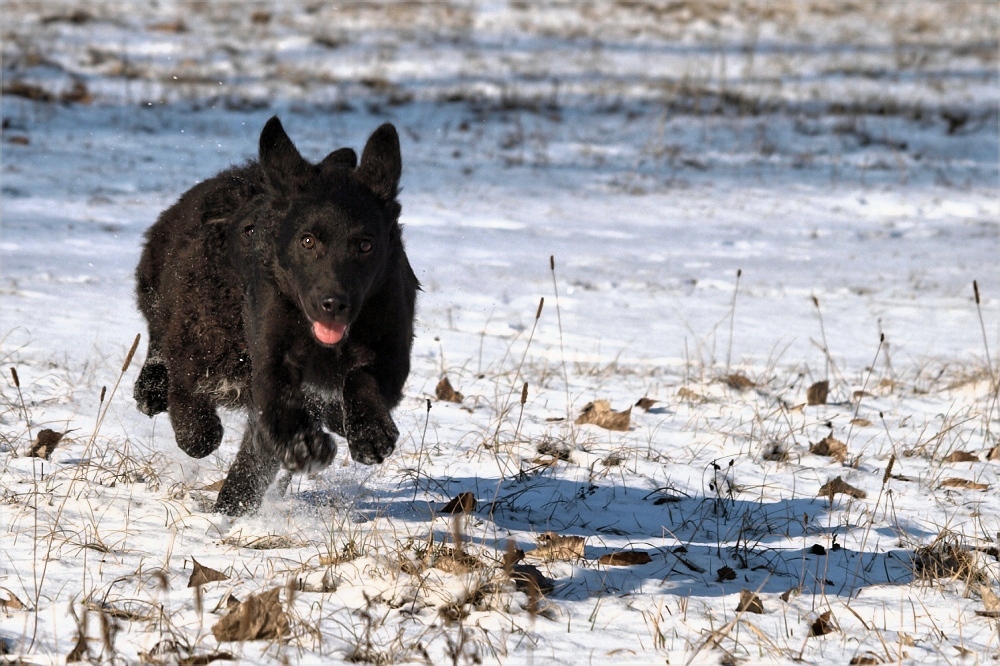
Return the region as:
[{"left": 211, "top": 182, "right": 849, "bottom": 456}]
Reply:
[{"left": 913, "top": 530, "right": 990, "bottom": 590}]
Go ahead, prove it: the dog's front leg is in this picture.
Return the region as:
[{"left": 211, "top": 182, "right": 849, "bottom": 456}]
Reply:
[
  {"left": 252, "top": 358, "right": 338, "bottom": 474},
  {"left": 215, "top": 416, "right": 280, "bottom": 516},
  {"left": 341, "top": 370, "right": 399, "bottom": 465}
]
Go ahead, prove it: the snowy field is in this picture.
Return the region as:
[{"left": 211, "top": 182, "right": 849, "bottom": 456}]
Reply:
[{"left": 2, "top": 2, "right": 999, "bottom": 664}]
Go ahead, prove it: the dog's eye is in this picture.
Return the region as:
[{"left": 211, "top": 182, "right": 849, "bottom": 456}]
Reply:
[
  {"left": 358, "top": 239, "right": 373, "bottom": 254},
  {"left": 243, "top": 225, "right": 255, "bottom": 237},
  {"left": 300, "top": 234, "right": 316, "bottom": 250}
]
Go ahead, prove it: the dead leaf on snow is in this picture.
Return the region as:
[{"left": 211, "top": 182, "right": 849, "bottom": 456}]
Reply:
[
  {"left": 599, "top": 550, "right": 651, "bottom": 566},
  {"left": 716, "top": 565, "right": 737, "bottom": 582},
  {"left": 723, "top": 373, "right": 755, "bottom": 391},
  {"left": 211, "top": 592, "right": 241, "bottom": 614},
  {"left": 211, "top": 587, "right": 288, "bottom": 642},
  {"left": 677, "top": 387, "right": 703, "bottom": 402},
  {"left": 509, "top": 563, "right": 554, "bottom": 595},
  {"left": 0, "top": 587, "right": 27, "bottom": 612},
  {"left": 527, "top": 532, "right": 585, "bottom": 562},
  {"left": 850, "top": 418, "right": 873, "bottom": 427},
  {"left": 435, "top": 376, "right": 464, "bottom": 403},
  {"left": 188, "top": 558, "right": 229, "bottom": 588},
  {"left": 939, "top": 477, "right": 990, "bottom": 491},
  {"left": 809, "top": 610, "right": 836, "bottom": 636},
  {"left": 810, "top": 435, "right": 848, "bottom": 463},
  {"left": 980, "top": 584, "right": 1000, "bottom": 612},
  {"left": 575, "top": 400, "right": 631, "bottom": 431},
  {"left": 806, "top": 380, "right": 829, "bottom": 405},
  {"left": 943, "top": 450, "right": 979, "bottom": 463},
  {"left": 439, "top": 491, "right": 476, "bottom": 514},
  {"left": 737, "top": 589, "right": 764, "bottom": 614},
  {"left": 988, "top": 446, "right": 1000, "bottom": 461},
  {"left": 178, "top": 651, "right": 235, "bottom": 665},
  {"left": 29, "top": 429, "right": 67, "bottom": 459},
  {"left": 635, "top": 397, "right": 658, "bottom": 412},
  {"left": 850, "top": 652, "right": 884, "bottom": 665},
  {"left": 818, "top": 476, "right": 867, "bottom": 499},
  {"left": 200, "top": 479, "right": 225, "bottom": 492}
]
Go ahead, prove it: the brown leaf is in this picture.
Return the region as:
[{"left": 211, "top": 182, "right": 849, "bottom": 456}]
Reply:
[
  {"left": 809, "top": 610, "right": 836, "bottom": 636},
  {"left": 147, "top": 20, "right": 187, "bottom": 33},
  {"left": 737, "top": 589, "right": 764, "bottom": 614},
  {"left": 598, "top": 550, "right": 652, "bottom": 566},
  {"left": 439, "top": 491, "right": 476, "bottom": 514},
  {"left": 211, "top": 588, "right": 288, "bottom": 642},
  {"left": 435, "top": 376, "right": 464, "bottom": 403},
  {"left": 509, "top": 563, "right": 554, "bottom": 595},
  {"left": 575, "top": 400, "right": 631, "bottom": 431},
  {"left": 178, "top": 652, "right": 235, "bottom": 666},
  {"left": 723, "top": 373, "right": 755, "bottom": 391},
  {"left": 850, "top": 652, "right": 884, "bottom": 665},
  {"left": 851, "top": 418, "right": 873, "bottom": 427},
  {"left": 810, "top": 435, "right": 847, "bottom": 463},
  {"left": 635, "top": 397, "right": 658, "bottom": 412},
  {"left": 980, "top": 584, "right": 1000, "bottom": 612},
  {"left": 677, "top": 387, "right": 703, "bottom": 402},
  {"left": 0, "top": 588, "right": 26, "bottom": 611},
  {"left": 716, "top": 565, "right": 737, "bottom": 582},
  {"left": 939, "top": 477, "right": 990, "bottom": 491},
  {"left": 29, "top": 429, "right": 66, "bottom": 459},
  {"left": 527, "top": 532, "right": 585, "bottom": 562},
  {"left": 943, "top": 451, "right": 980, "bottom": 463},
  {"left": 806, "top": 381, "right": 829, "bottom": 405},
  {"left": 200, "top": 479, "right": 226, "bottom": 492},
  {"left": 988, "top": 446, "right": 1000, "bottom": 461},
  {"left": 188, "top": 558, "right": 229, "bottom": 588},
  {"left": 818, "top": 476, "right": 867, "bottom": 499}
]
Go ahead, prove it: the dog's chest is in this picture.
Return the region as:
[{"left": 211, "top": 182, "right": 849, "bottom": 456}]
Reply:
[{"left": 302, "top": 381, "right": 344, "bottom": 407}]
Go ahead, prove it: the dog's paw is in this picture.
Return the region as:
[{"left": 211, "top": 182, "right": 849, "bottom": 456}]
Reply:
[
  {"left": 174, "top": 416, "right": 223, "bottom": 459},
  {"left": 134, "top": 361, "right": 169, "bottom": 416},
  {"left": 345, "top": 412, "right": 398, "bottom": 465},
  {"left": 282, "top": 428, "right": 337, "bottom": 473}
]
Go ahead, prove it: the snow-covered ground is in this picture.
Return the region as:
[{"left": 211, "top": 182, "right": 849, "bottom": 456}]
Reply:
[{"left": 2, "top": 2, "right": 998, "bottom": 664}]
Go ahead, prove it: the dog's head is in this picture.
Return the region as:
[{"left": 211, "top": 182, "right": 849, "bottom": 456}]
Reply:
[{"left": 253, "top": 117, "right": 403, "bottom": 348}]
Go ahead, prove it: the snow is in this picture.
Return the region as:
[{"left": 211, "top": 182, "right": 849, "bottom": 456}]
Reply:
[{"left": 2, "top": 2, "right": 998, "bottom": 664}]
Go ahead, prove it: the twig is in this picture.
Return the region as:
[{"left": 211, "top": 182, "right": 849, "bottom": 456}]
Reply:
[
  {"left": 10, "top": 367, "right": 31, "bottom": 451},
  {"left": 725, "top": 269, "right": 742, "bottom": 375}
]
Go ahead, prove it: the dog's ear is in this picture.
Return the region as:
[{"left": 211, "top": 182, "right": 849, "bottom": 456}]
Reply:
[
  {"left": 259, "top": 116, "right": 309, "bottom": 190},
  {"left": 319, "top": 147, "right": 358, "bottom": 173},
  {"left": 356, "top": 124, "right": 401, "bottom": 202}
]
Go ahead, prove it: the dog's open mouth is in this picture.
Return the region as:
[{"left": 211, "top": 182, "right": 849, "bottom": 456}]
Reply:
[{"left": 311, "top": 320, "right": 348, "bottom": 346}]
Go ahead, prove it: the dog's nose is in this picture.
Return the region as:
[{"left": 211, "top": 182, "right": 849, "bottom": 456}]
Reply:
[{"left": 321, "top": 296, "right": 349, "bottom": 314}]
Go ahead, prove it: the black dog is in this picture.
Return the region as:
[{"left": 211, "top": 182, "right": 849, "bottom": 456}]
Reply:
[{"left": 134, "top": 117, "right": 418, "bottom": 516}]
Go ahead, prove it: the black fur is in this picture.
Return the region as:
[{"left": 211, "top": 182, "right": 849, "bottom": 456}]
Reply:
[{"left": 134, "top": 117, "right": 418, "bottom": 516}]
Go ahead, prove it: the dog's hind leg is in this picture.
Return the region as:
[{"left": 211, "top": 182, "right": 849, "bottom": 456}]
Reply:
[
  {"left": 216, "top": 418, "right": 281, "bottom": 516},
  {"left": 167, "top": 380, "right": 224, "bottom": 458}
]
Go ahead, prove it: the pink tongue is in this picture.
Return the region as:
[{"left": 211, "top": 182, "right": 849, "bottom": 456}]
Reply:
[{"left": 312, "top": 320, "right": 346, "bottom": 345}]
